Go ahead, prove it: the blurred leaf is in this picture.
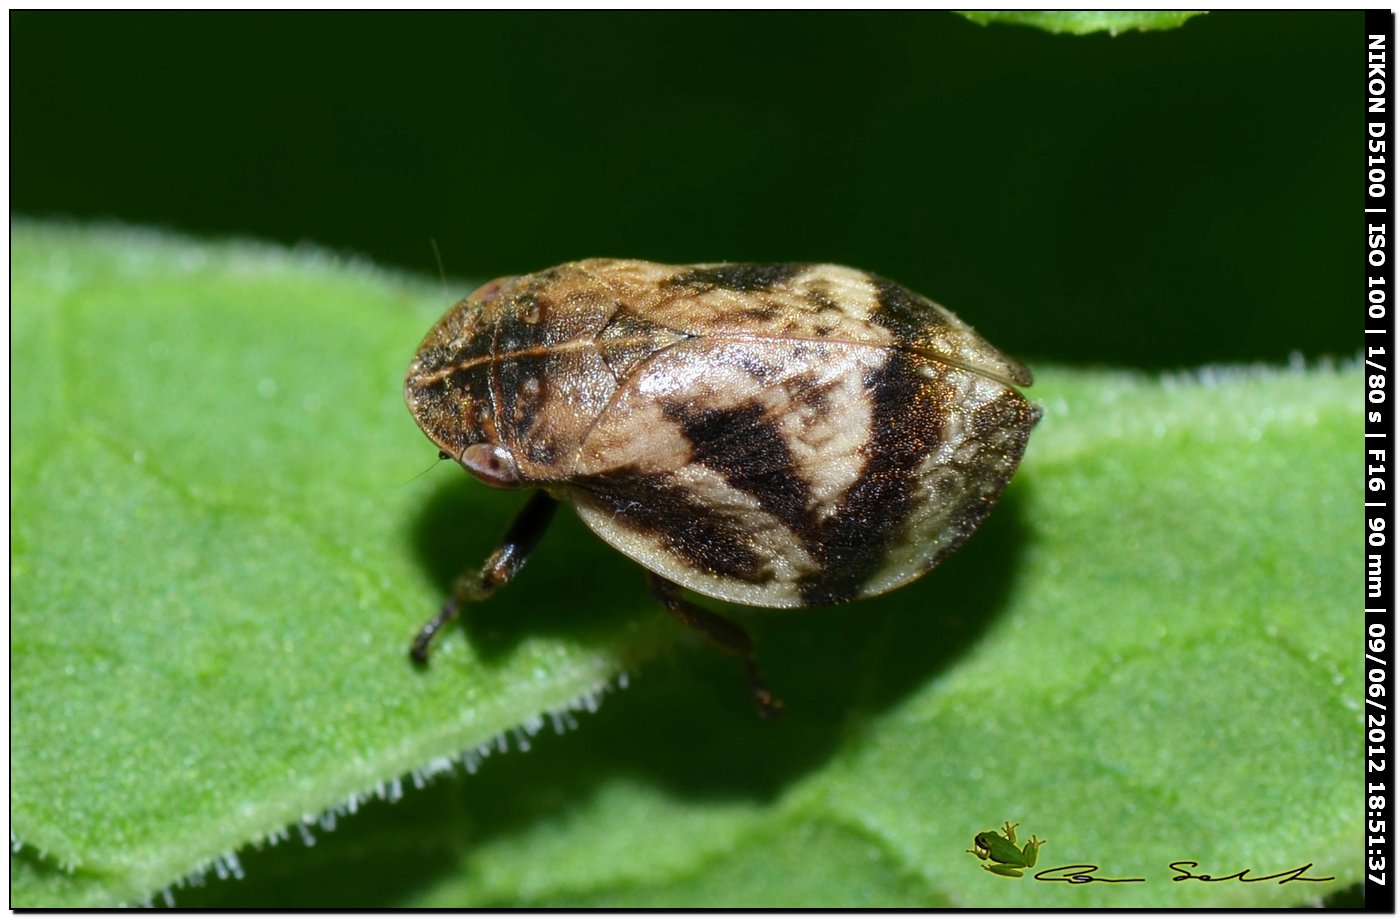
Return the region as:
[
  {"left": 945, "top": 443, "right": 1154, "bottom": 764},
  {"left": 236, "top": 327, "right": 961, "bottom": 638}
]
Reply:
[
  {"left": 12, "top": 223, "right": 1359, "bottom": 907},
  {"left": 957, "top": 10, "right": 1206, "bottom": 34}
]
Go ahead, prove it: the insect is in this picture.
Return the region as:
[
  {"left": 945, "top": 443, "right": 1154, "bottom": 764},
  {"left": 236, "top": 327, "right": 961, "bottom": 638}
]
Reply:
[
  {"left": 404, "top": 260, "right": 1038, "bottom": 715},
  {"left": 967, "top": 822, "right": 1045, "bottom": 878}
]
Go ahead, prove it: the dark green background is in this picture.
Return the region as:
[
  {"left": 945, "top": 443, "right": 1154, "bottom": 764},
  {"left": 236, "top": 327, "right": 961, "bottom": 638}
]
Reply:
[{"left": 13, "top": 11, "right": 1358, "bottom": 369}]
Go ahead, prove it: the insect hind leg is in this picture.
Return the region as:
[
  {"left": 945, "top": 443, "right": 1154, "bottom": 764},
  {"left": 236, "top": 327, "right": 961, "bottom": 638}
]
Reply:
[
  {"left": 648, "top": 573, "right": 784, "bottom": 718},
  {"left": 410, "top": 490, "right": 559, "bottom": 664}
]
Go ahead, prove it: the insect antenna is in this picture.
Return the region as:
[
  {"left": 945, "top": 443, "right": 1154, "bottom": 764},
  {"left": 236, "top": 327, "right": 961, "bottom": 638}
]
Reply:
[
  {"left": 429, "top": 237, "right": 449, "bottom": 301},
  {"left": 400, "top": 451, "right": 452, "bottom": 487}
]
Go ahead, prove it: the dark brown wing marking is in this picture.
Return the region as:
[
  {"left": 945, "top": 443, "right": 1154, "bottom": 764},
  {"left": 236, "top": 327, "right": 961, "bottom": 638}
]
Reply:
[
  {"left": 664, "top": 263, "right": 812, "bottom": 294},
  {"left": 796, "top": 350, "right": 945, "bottom": 605},
  {"left": 572, "top": 468, "right": 774, "bottom": 585},
  {"left": 661, "top": 400, "right": 816, "bottom": 540}
]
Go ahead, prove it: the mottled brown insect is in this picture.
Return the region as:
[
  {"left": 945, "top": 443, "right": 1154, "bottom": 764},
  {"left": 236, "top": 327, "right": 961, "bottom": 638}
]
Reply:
[{"left": 405, "top": 260, "right": 1038, "bottom": 715}]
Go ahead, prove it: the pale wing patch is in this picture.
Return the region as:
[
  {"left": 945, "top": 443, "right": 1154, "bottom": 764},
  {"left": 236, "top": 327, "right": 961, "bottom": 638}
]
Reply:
[
  {"left": 574, "top": 389, "right": 694, "bottom": 477},
  {"left": 774, "top": 345, "right": 879, "bottom": 526},
  {"left": 791, "top": 264, "right": 883, "bottom": 318}
]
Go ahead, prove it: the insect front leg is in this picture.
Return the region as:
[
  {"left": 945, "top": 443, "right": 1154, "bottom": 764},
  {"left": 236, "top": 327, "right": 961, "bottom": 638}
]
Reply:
[
  {"left": 647, "top": 573, "right": 784, "bottom": 719},
  {"left": 410, "top": 490, "right": 559, "bottom": 664}
]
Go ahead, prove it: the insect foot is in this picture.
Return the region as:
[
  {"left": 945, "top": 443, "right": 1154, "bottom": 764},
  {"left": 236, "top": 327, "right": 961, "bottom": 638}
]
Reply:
[
  {"left": 647, "top": 573, "right": 785, "bottom": 718},
  {"left": 404, "top": 260, "right": 1038, "bottom": 713}
]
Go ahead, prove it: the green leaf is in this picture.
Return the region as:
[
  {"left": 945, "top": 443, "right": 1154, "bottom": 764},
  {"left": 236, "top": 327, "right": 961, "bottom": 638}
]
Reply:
[
  {"left": 956, "top": 10, "right": 1206, "bottom": 35},
  {"left": 12, "top": 222, "right": 1360, "bottom": 907},
  {"left": 10, "top": 221, "right": 672, "bottom": 906}
]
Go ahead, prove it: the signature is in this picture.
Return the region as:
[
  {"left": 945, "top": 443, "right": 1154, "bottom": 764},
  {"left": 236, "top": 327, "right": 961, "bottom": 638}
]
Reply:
[{"left": 1029, "top": 862, "right": 1335, "bottom": 885}]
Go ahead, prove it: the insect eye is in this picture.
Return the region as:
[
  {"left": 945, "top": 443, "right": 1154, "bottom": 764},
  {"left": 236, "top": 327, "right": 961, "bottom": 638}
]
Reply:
[{"left": 460, "top": 443, "right": 522, "bottom": 489}]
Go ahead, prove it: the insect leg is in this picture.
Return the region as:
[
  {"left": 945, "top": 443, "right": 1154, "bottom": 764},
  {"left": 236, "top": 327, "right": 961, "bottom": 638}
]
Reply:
[
  {"left": 410, "top": 490, "right": 560, "bottom": 664},
  {"left": 647, "top": 573, "right": 784, "bottom": 718}
]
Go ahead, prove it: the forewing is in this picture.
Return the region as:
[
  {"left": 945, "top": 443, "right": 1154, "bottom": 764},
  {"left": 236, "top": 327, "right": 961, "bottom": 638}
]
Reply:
[
  {"left": 568, "top": 334, "right": 1036, "bottom": 608},
  {"left": 569, "top": 337, "right": 879, "bottom": 606}
]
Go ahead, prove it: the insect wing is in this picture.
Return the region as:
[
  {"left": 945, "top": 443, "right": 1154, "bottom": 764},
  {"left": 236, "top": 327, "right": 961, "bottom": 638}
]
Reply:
[{"left": 568, "top": 334, "right": 1035, "bottom": 608}]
